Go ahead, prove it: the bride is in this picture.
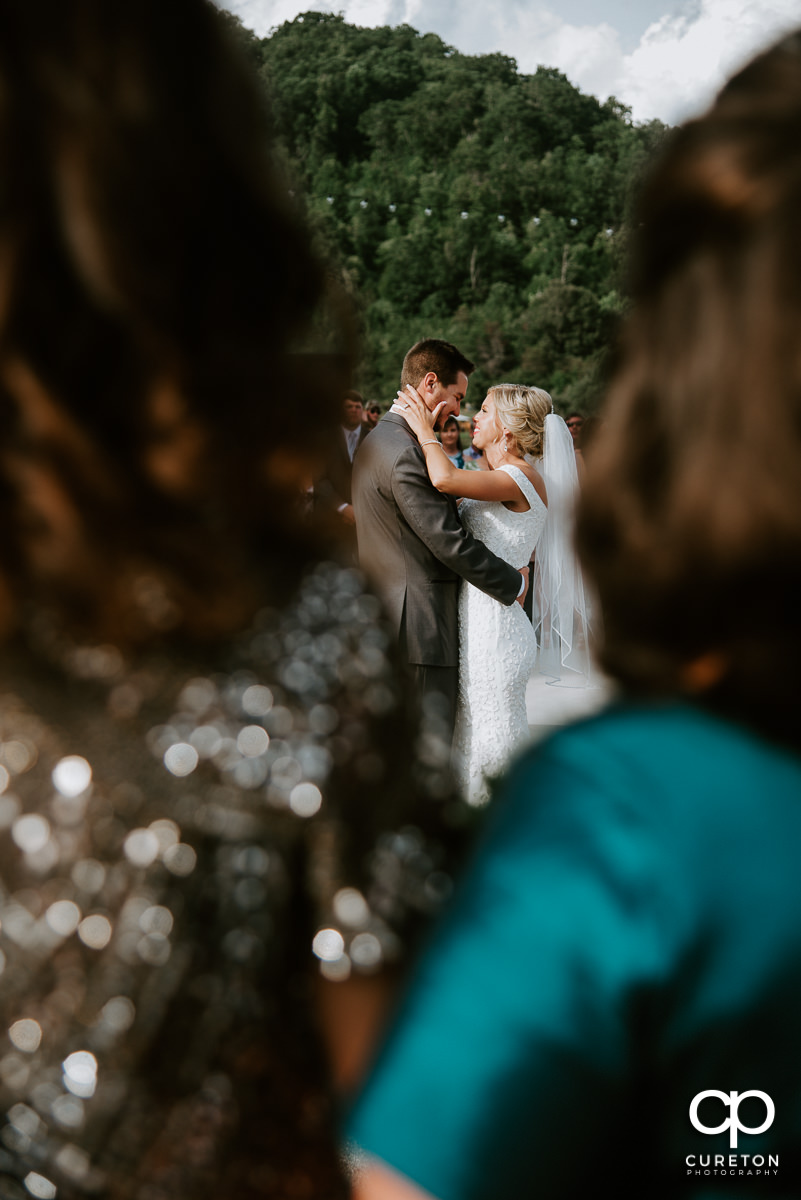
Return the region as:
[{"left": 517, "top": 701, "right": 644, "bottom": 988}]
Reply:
[{"left": 400, "top": 382, "right": 587, "bottom": 805}]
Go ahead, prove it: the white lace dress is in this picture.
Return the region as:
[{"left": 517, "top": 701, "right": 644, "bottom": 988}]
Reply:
[{"left": 454, "top": 464, "right": 547, "bottom": 805}]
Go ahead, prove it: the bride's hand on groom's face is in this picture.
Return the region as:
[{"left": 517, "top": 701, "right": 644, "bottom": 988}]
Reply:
[{"left": 397, "top": 385, "right": 442, "bottom": 441}]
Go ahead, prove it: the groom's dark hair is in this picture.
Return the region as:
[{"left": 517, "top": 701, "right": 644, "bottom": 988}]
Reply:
[{"left": 401, "top": 339, "right": 475, "bottom": 389}]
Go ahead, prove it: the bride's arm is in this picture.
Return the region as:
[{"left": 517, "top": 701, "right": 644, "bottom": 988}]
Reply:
[
  {"left": 399, "top": 388, "right": 529, "bottom": 502},
  {"left": 420, "top": 443, "right": 526, "bottom": 501}
]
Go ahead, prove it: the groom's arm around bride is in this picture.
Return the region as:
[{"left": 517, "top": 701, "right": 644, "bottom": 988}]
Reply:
[{"left": 353, "top": 339, "right": 524, "bottom": 737}]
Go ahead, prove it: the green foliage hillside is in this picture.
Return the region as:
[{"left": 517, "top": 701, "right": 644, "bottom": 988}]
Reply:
[{"left": 227, "top": 10, "right": 668, "bottom": 410}]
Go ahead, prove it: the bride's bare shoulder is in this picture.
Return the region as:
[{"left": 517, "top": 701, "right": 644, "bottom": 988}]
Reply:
[{"left": 518, "top": 462, "right": 548, "bottom": 508}]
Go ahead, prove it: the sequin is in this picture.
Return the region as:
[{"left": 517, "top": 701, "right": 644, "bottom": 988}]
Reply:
[
  {"left": 149, "top": 818, "right": 180, "bottom": 851},
  {"left": 23, "top": 1172, "right": 56, "bottom": 1199},
  {"left": 312, "top": 928, "right": 345, "bottom": 962},
  {"left": 9, "top": 1020, "right": 42, "bottom": 1054},
  {"left": 289, "top": 783, "right": 322, "bottom": 818},
  {"left": 163, "top": 742, "right": 199, "bottom": 777},
  {"left": 163, "top": 843, "right": 197, "bottom": 876},
  {"left": 62, "top": 1052, "right": 97, "bottom": 1098},
  {"left": 333, "top": 888, "right": 369, "bottom": 928},
  {"left": 11, "top": 815, "right": 50, "bottom": 854},
  {"left": 0, "top": 561, "right": 464, "bottom": 1197},
  {"left": 51, "top": 756, "right": 92, "bottom": 797},
  {"left": 123, "top": 828, "right": 160, "bottom": 866},
  {"left": 241, "top": 684, "right": 273, "bottom": 716},
  {"left": 236, "top": 725, "right": 270, "bottom": 757},
  {"left": 70, "top": 858, "right": 106, "bottom": 893},
  {"left": 0, "top": 793, "right": 20, "bottom": 827},
  {"left": 45, "top": 900, "right": 81, "bottom": 936},
  {"left": 51, "top": 1094, "right": 85, "bottom": 1129},
  {"left": 99, "top": 996, "right": 135, "bottom": 1033},
  {"left": 139, "top": 906, "right": 173, "bottom": 936},
  {"left": 350, "top": 932, "right": 383, "bottom": 970},
  {"left": 137, "top": 932, "right": 171, "bottom": 965},
  {"left": 2, "top": 741, "right": 35, "bottom": 774},
  {"left": 77, "top": 915, "right": 112, "bottom": 950},
  {"left": 8, "top": 1104, "right": 44, "bottom": 1139},
  {"left": 190, "top": 724, "right": 223, "bottom": 757},
  {"left": 55, "top": 1143, "right": 90, "bottom": 1180}
]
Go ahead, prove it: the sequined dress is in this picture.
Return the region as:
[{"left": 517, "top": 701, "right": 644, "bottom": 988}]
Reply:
[
  {"left": 0, "top": 563, "right": 459, "bottom": 1200},
  {"left": 454, "top": 465, "right": 546, "bottom": 805}
]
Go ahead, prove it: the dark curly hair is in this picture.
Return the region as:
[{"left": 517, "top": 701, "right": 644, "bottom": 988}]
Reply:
[
  {"left": 0, "top": 0, "right": 351, "bottom": 644},
  {"left": 576, "top": 31, "right": 801, "bottom": 750}
]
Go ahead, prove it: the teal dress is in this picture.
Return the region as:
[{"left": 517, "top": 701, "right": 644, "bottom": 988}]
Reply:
[{"left": 347, "top": 704, "right": 801, "bottom": 1197}]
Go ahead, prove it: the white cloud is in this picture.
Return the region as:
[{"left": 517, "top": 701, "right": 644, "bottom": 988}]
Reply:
[
  {"left": 219, "top": 0, "right": 291, "bottom": 35},
  {"left": 508, "top": 17, "right": 624, "bottom": 99},
  {"left": 218, "top": 0, "right": 407, "bottom": 36},
  {"left": 615, "top": 0, "right": 801, "bottom": 123},
  {"left": 460, "top": 0, "right": 801, "bottom": 124},
  {"left": 216, "top": 0, "right": 801, "bottom": 125}
]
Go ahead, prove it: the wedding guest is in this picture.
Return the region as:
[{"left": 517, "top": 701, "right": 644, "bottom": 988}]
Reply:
[
  {"left": 363, "top": 402, "right": 383, "bottom": 432},
  {"left": 565, "top": 412, "right": 584, "bottom": 443},
  {"left": 314, "top": 390, "right": 369, "bottom": 558},
  {"left": 349, "top": 27, "right": 801, "bottom": 1199},
  {"left": 0, "top": 3, "right": 463, "bottom": 1197},
  {"left": 440, "top": 415, "right": 465, "bottom": 468},
  {"left": 564, "top": 412, "right": 585, "bottom": 477},
  {"left": 343, "top": 390, "right": 367, "bottom": 450}
]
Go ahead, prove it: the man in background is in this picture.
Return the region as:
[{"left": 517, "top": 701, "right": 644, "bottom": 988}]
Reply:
[{"left": 313, "top": 390, "right": 368, "bottom": 559}]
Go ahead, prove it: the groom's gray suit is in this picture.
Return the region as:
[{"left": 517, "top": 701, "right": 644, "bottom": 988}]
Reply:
[{"left": 353, "top": 411, "right": 521, "bottom": 733}]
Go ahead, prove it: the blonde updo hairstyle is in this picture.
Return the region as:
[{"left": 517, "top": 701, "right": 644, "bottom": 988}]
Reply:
[{"left": 489, "top": 384, "right": 553, "bottom": 460}]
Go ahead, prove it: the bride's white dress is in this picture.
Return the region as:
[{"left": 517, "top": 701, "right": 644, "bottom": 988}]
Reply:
[{"left": 455, "top": 464, "right": 547, "bottom": 805}]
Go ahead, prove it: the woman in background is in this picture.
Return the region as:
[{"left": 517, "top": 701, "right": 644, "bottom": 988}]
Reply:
[
  {"left": 349, "top": 28, "right": 801, "bottom": 1200},
  {"left": 0, "top": 2, "right": 461, "bottom": 1197},
  {"left": 439, "top": 416, "right": 465, "bottom": 468},
  {"left": 462, "top": 415, "right": 487, "bottom": 470}
]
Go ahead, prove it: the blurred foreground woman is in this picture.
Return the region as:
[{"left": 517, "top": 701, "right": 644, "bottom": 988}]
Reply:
[
  {"left": 349, "top": 30, "right": 801, "bottom": 1200},
  {"left": 0, "top": 2, "right": 460, "bottom": 1197}
]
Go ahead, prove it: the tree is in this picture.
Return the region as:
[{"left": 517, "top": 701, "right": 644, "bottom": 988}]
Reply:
[{"left": 225, "top": 10, "right": 669, "bottom": 409}]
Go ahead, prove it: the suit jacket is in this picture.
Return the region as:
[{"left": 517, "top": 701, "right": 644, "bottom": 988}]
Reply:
[{"left": 352, "top": 412, "right": 521, "bottom": 667}]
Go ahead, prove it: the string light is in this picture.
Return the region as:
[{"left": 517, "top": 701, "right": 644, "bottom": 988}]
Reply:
[{"left": 312, "top": 190, "right": 615, "bottom": 239}]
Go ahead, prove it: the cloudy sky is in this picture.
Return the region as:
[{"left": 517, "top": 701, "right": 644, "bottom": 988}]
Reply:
[{"left": 215, "top": 0, "right": 801, "bottom": 124}]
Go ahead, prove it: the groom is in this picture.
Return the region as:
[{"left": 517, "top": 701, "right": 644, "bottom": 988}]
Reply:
[{"left": 353, "top": 338, "right": 526, "bottom": 736}]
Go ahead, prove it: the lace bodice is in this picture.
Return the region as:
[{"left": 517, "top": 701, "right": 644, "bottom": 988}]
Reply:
[
  {"left": 459, "top": 465, "right": 546, "bottom": 567},
  {"left": 454, "top": 466, "right": 545, "bottom": 806}
]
